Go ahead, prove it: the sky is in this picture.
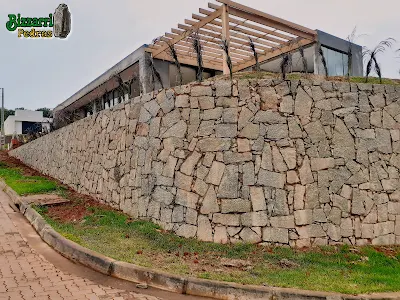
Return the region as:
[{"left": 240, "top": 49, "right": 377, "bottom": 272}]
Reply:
[{"left": 0, "top": 0, "right": 399, "bottom": 110}]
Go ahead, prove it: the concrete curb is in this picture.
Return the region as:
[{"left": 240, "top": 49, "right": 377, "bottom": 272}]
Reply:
[{"left": 3, "top": 184, "right": 399, "bottom": 300}]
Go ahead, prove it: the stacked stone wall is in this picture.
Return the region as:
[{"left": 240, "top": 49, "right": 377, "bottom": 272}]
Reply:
[{"left": 10, "top": 78, "right": 400, "bottom": 247}]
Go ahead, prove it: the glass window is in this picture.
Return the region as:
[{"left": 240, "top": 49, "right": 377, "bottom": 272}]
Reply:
[{"left": 321, "top": 46, "right": 349, "bottom": 76}]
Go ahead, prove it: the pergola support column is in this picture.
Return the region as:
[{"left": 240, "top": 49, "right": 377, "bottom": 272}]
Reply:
[{"left": 221, "top": 4, "right": 231, "bottom": 75}]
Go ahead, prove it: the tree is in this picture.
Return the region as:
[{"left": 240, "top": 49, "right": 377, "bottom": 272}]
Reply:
[{"left": 36, "top": 108, "right": 53, "bottom": 118}]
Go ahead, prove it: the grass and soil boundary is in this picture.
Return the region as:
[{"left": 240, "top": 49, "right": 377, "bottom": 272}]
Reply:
[{"left": 0, "top": 151, "right": 399, "bottom": 295}]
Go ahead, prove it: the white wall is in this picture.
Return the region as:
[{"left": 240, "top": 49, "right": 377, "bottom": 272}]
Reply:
[
  {"left": 3, "top": 110, "right": 52, "bottom": 136},
  {"left": 4, "top": 117, "right": 16, "bottom": 135}
]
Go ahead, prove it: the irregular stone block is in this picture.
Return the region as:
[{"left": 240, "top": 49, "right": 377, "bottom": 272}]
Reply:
[{"left": 221, "top": 199, "right": 251, "bottom": 213}]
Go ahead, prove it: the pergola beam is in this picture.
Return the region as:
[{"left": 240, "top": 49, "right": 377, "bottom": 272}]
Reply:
[
  {"left": 185, "top": 19, "right": 279, "bottom": 50},
  {"left": 152, "top": 7, "right": 222, "bottom": 57},
  {"left": 148, "top": 0, "right": 317, "bottom": 73},
  {"left": 171, "top": 28, "right": 256, "bottom": 57},
  {"left": 233, "top": 38, "right": 314, "bottom": 72},
  {"left": 149, "top": 49, "right": 224, "bottom": 71},
  {"left": 215, "top": 0, "right": 316, "bottom": 39}
]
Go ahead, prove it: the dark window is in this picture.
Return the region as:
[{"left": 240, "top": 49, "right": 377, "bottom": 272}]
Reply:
[{"left": 22, "top": 122, "right": 42, "bottom": 134}]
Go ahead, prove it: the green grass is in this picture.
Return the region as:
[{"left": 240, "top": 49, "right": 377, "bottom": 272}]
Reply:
[
  {"left": 229, "top": 71, "right": 400, "bottom": 85},
  {"left": 0, "top": 163, "right": 60, "bottom": 195},
  {"left": 35, "top": 206, "right": 400, "bottom": 295},
  {"left": 347, "top": 77, "right": 399, "bottom": 85}
]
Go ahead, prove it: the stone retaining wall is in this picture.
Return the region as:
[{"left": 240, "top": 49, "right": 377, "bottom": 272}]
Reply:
[{"left": 10, "top": 78, "right": 400, "bottom": 247}]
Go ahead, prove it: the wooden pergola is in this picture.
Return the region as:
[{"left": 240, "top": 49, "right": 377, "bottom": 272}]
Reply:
[{"left": 146, "top": 0, "right": 317, "bottom": 75}]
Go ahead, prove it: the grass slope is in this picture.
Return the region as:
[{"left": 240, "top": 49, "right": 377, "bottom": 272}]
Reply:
[
  {"left": 0, "top": 162, "right": 59, "bottom": 195},
  {"left": 35, "top": 206, "right": 400, "bottom": 295}
]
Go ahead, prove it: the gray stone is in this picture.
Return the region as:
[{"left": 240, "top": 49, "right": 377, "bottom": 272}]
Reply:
[
  {"left": 270, "top": 216, "right": 295, "bottom": 228},
  {"left": 215, "top": 80, "right": 232, "bottom": 97},
  {"left": 191, "top": 86, "right": 212, "bottom": 97},
  {"left": 53, "top": 4, "right": 71, "bottom": 38},
  {"left": 257, "top": 170, "right": 286, "bottom": 189},
  {"left": 180, "top": 151, "right": 202, "bottom": 176},
  {"left": 294, "top": 209, "right": 313, "bottom": 225},
  {"left": 198, "top": 96, "right": 215, "bottom": 110},
  {"left": 311, "top": 158, "right": 335, "bottom": 171},
  {"left": 239, "top": 124, "right": 260, "bottom": 140},
  {"left": 294, "top": 87, "right": 313, "bottom": 119},
  {"left": 272, "top": 189, "right": 289, "bottom": 216},
  {"left": 238, "top": 107, "right": 254, "bottom": 130},
  {"left": 297, "top": 224, "right": 326, "bottom": 239},
  {"left": 221, "top": 199, "right": 251, "bottom": 213},
  {"left": 197, "top": 138, "right": 231, "bottom": 152},
  {"left": 200, "top": 186, "right": 219, "bottom": 214},
  {"left": 374, "top": 221, "right": 395, "bottom": 237},
  {"left": 176, "top": 224, "right": 197, "bottom": 238},
  {"left": 197, "top": 215, "right": 213, "bottom": 242},
  {"left": 162, "top": 120, "right": 187, "bottom": 138},
  {"left": 267, "top": 124, "right": 289, "bottom": 140},
  {"left": 243, "top": 162, "right": 256, "bottom": 186},
  {"left": 369, "top": 94, "right": 386, "bottom": 108},
  {"left": 216, "top": 124, "right": 237, "bottom": 138},
  {"left": 263, "top": 227, "right": 289, "bottom": 244},
  {"left": 213, "top": 213, "right": 240, "bottom": 226},
  {"left": 299, "top": 156, "right": 314, "bottom": 185},
  {"left": 288, "top": 118, "right": 303, "bottom": 139},
  {"left": 214, "top": 226, "right": 229, "bottom": 244},
  {"left": 240, "top": 228, "right": 262, "bottom": 243},
  {"left": 175, "top": 189, "right": 199, "bottom": 209},
  {"left": 250, "top": 187, "right": 267, "bottom": 211},
  {"left": 280, "top": 96, "right": 294, "bottom": 114},
  {"left": 205, "top": 161, "right": 226, "bottom": 186},
  {"left": 217, "top": 165, "right": 239, "bottom": 198},
  {"left": 304, "top": 121, "right": 326, "bottom": 143},
  {"left": 332, "top": 118, "right": 355, "bottom": 160},
  {"left": 175, "top": 95, "right": 189, "bottom": 108},
  {"left": 152, "top": 187, "right": 174, "bottom": 205},
  {"left": 241, "top": 211, "right": 268, "bottom": 227},
  {"left": 202, "top": 108, "right": 223, "bottom": 120},
  {"left": 280, "top": 148, "right": 297, "bottom": 170},
  {"left": 375, "top": 128, "right": 392, "bottom": 154},
  {"left": 172, "top": 206, "right": 184, "bottom": 223},
  {"left": 272, "top": 146, "right": 287, "bottom": 172},
  {"left": 174, "top": 172, "right": 193, "bottom": 191},
  {"left": 254, "top": 111, "right": 286, "bottom": 124}
]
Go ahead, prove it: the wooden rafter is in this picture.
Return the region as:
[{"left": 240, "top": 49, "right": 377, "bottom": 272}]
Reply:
[
  {"left": 148, "top": 0, "right": 317, "bottom": 74},
  {"left": 214, "top": 0, "right": 316, "bottom": 39},
  {"left": 233, "top": 38, "right": 314, "bottom": 72}
]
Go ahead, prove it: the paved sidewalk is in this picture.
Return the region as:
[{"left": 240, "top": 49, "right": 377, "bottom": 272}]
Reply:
[{"left": 0, "top": 190, "right": 161, "bottom": 300}]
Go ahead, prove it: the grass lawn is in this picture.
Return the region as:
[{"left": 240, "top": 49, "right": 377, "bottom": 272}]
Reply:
[
  {"left": 229, "top": 71, "right": 400, "bottom": 85},
  {"left": 0, "top": 162, "right": 60, "bottom": 195},
  {"left": 34, "top": 205, "right": 400, "bottom": 295}
]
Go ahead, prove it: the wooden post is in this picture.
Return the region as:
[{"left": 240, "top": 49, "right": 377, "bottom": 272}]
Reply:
[{"left": 221, "top": 4, "right": 230, "bottom": 75}]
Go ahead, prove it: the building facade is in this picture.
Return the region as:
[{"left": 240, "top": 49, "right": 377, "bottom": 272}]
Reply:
[
  {"left": 4, "top": 110, "right": 52, "bottom": 136},
  {"left": 53, "top": 2, "right": 363, "bottom": 127}
]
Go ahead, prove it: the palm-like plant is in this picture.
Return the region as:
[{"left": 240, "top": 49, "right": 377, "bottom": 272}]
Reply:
[
  {"left": 363, "top": 38, "right": 396, "bottom": 83},
  {"left": 146, "top": 55, "right": 164, "bottom": 91},
  {"left": 192, "top": 32, "right": 203, "bottom": 82},
  {"left": 167, "top": 43, "right": 183, "bottom": 86},
  {"left": 280, "top": 53, "right": 292, "bottom": 80},
  {"left": 221, "top": 38, "right": 233, "bottom": 80},
  {"left": 248, "top": 37, "right": 260, "bottom": 72},
  {"left": 298, "top": 46, "right": 308, "bottom": 74},
  {"left": 317, "top": 42, "right": 328, "bottom": 77},
  {"left": 346, "top": 27, "right": 358, "bottom": 81}
]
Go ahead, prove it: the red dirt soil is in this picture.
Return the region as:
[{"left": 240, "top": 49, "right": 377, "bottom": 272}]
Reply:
[{"left": 0, "top": 151, "right": 109, "bottom": 223}]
